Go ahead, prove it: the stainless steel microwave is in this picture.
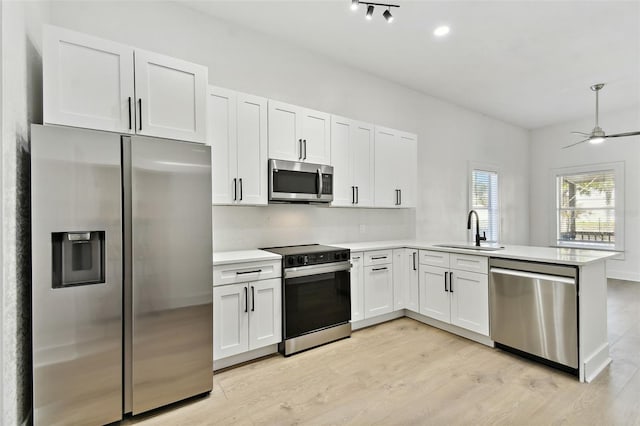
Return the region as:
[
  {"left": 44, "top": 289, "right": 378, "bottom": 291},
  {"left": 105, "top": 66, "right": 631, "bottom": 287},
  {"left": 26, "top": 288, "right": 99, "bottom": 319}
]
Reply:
[{"left": 269, "top": 159, "right": 333, "bottom": 203}]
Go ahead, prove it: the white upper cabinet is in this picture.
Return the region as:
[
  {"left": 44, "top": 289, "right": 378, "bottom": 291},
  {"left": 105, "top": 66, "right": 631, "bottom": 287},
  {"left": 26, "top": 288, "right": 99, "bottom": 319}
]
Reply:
[
  {"left": 44, "top": 25, "right": 208, "bottom": 143},
  {"left": 134, "top": 49, "right": 207, "bottom": 143},
  {"left": 331, "top": 116, "right": 375, "bottom": 207},
  {"left": 268, "top": 100, "right": 330, "bottom": 164},
  {"left": 44, "top": 25, "right": 135, "bottom": 133},
  {"left": 208, "top": 86, "right": 267, "bottom": 205},
  {"left": 374, "top": 126, "right": 417, "bottom": 208}
]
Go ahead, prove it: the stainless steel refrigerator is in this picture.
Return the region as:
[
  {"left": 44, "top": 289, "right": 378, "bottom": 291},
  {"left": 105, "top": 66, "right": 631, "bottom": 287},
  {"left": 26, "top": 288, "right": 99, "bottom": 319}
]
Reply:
[{"left": 31, "top": 124, "right": 213, "bottom": 425}]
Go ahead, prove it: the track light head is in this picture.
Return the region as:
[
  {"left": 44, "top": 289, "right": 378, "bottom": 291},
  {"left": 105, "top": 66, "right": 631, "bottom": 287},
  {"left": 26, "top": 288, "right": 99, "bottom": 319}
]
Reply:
[
  {"left": 366, "top": 5, "right": 374, "bottom": 20},
  {"left": 351, "top": 0, "right": 359, "bottom": 11},
  {"left": 383, "top": 8, "right": 393, "bottom": 22}
]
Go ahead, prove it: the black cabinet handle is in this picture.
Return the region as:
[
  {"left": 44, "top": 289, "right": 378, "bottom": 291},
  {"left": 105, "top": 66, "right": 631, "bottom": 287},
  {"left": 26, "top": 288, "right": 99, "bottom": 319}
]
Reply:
[
  {"left": 413, "top": 252, "right": 416, "bottom": 271},
  {"left": 352, "top": 186, "right": 355, "bottom": 204},
  {"left": 128, "top": 97, "right": 132, "bottom": 130},
  {"left": 244, "top": 287, "right": 248, "bottom": 313},
  {"left": 445, "top": 271, "right": 449, "bottom": 292},
  {"left": 239, "top": 178, "right": 243, "bottom": 201},
  {"left": 399, "top": 189, "right": 402, "bottom": 206},
  {"left": 138, "top": 99, "right": 142, "bottom": 131},
  {"left": 236, "top": 269, "right": 262, "bottom": 275},
  {"left": 233, "top": 178, "right": 237, "bottom": 201},
  {"left": 450, "top": 272, "right": 453, "bottom": 292},
  {"left": 298, "top": 139, "right": 302, "bottom": 160},
  {"left": 356, "top": 186, "right": 359, "bottom": 204},
  {"left": 372, "top": 267, "right": 388, "bottom": 272},
  {"left": 303, "top": 139, "right": 307, "bottom": 160},
  {"left": 251, "top": 286, "right": 255, "bottom": 311},
  {"left": 371, "top": 256, "right": 387, "bottom": 260}
]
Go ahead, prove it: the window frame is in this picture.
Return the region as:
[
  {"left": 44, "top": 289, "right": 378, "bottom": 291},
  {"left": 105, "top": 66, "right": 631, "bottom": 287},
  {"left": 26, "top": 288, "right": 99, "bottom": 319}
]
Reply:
[
  {"left": 550, "top": 162, "right": 625, "bottom": 251},
  {"left": 468, "top": 162, "right": 501, "bottom": 244}
]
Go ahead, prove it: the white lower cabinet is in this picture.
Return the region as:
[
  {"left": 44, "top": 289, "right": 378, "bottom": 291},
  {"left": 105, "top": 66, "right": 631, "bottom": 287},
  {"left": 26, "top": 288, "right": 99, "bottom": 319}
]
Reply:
[
  {"left": 393, "top": 249, "right": 419, "bottom": 313},
  {"left": 213, "top": 277, "right": 281, "bottom": 361},
  {"left": 364, "top": 261, "right": 393, "bottom": 319},
  {"left": 350, "top": 252, "right": 365, "bottom": 322},
  {"left": 419, "top": 251, "right": 489, "bottom": 336}
]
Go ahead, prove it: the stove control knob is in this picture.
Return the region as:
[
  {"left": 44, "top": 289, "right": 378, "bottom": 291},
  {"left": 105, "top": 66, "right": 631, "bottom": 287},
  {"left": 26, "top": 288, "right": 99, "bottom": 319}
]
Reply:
[
  {"left": 297, "top": 255, "right": 305, "bottom": 265},
  {"left": 334, "top": 253, "right": 341, "bottom": 260},
  {"left": 341, "top": 252, "right": 349, "bottom": 260},
  {"left": 287, "top": 257, "right": 294, "bottom": 266}
]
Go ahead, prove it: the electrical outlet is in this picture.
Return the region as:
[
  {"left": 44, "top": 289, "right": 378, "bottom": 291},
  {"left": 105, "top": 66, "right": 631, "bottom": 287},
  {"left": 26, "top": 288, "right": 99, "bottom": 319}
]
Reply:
[{"left": 359, "top": 224, "right": 366, "bottom": 234}]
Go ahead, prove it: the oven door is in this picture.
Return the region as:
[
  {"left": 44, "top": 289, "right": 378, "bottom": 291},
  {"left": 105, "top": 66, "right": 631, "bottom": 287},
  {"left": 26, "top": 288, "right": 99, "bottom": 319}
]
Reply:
[{"left": 283, "top": 261, "right": 351, "bottom": 339}]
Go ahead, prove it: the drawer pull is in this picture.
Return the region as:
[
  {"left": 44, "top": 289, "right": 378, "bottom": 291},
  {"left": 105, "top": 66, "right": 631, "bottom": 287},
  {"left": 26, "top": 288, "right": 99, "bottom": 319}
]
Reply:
[
  {"left": 371, "top": 256, "right": 388, "bottom": 260},
  {"left": 236, "top": 269, "right": 262, "bottom": 275},
  {"left": 372, "top": 267, "right": 388, "bottom": 272}
]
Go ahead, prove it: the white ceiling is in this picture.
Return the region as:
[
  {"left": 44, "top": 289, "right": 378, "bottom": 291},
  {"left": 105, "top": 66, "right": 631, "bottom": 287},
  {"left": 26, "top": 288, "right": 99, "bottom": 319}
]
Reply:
[{"left": 185, "top": 0, "right": 640, "bottom": 129}]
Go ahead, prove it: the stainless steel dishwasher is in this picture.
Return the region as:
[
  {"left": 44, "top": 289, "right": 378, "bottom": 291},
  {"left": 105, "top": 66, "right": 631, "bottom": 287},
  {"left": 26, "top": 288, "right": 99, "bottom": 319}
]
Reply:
[{"left": 489, "top": 258, "right": 578, "bottom": 373}]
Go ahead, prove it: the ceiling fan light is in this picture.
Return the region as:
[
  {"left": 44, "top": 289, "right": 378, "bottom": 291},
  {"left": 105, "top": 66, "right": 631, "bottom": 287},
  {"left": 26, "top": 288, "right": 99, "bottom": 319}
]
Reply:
[
  {"left": 351, "top": 0, "right": 359, "bottom": 11},
  {"left": 589, "top": 136, "right": 605, "bottom": 144}
]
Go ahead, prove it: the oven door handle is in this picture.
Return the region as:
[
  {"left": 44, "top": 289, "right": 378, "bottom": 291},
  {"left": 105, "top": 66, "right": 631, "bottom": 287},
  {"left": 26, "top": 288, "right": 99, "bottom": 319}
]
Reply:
[{"left": 284, "top": 261, "right": 352, "bottom": 279}]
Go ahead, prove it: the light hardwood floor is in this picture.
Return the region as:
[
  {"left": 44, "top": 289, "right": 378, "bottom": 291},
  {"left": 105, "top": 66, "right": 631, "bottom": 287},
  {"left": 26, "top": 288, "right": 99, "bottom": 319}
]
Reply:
[{"left": 125, "top": 280, "right": 640, "bottom": 425}]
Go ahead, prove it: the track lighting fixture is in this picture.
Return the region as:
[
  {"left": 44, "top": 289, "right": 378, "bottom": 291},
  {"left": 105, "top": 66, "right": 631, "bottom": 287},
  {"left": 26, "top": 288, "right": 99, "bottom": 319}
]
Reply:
[
  {"left": 383, "top": 7, "right": 394, "bottom": 23},
  {"left": 366, "top": 5, "right": 374, "bottom": 20},
  {"left": 351, "top": 1, "right": 400, "bottom": 22}
]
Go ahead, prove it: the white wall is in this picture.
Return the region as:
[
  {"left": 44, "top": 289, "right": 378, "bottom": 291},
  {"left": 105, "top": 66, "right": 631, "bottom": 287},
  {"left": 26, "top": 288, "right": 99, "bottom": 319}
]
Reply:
[
  {"left": 49, "top": 0, "right": 530, "bottom": 251},
  {"left": 1, "top": 1, "right": 50, "bottom": 424},
  {"left": 530, "top": 106, "right": 640, "bottom": 281}
]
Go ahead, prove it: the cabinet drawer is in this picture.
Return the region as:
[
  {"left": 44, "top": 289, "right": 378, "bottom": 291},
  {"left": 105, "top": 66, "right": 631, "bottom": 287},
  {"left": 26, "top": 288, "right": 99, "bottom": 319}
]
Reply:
[
  {"left": 450, "top": 253, "right": 488, "bottom": 274},
  {"left": 419, "top": 250, "right": 450, "bottom": 268},
  {"left": 213, "top": 260, "right": 281, "bottom": 286},
  {"left": 364, "top": 250, "right": 393, "bottom": 266}
]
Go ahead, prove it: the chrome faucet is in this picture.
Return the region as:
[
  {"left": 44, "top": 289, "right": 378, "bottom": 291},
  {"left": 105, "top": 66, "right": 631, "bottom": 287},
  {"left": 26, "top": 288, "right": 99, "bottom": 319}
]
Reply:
[{"left": 467, "top": 210, "right": 487, "bottom": 247}]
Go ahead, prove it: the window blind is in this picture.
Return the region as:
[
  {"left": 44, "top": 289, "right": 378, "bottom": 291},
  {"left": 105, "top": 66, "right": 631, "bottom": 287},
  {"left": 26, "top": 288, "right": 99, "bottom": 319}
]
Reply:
[
  {"left": 471, "top": 169, "right": 499, "bottom": 242},
  {"left": 557, "top": 170, "right": 615, "bottom": 247}
]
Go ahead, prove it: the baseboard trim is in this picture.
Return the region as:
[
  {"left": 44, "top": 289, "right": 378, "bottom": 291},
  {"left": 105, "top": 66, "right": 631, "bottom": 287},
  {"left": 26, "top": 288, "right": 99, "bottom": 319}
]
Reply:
[
  {"left": 405, "top": 311, "right": 494, "bottom": 347},
  {"left": 213, "top": 344, "right": 278, "bottom": 371},
  {"left": 351, "top": 310, "right": 405, "bottom": 330},
  {"left": 583, "top": 342, "right": 611, "bottom": 383}
]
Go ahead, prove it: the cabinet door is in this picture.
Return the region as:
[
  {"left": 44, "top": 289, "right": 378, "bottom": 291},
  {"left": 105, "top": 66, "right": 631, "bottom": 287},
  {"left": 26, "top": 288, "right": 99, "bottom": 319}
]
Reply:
[
  {"left": 43, "top": 25, "right": 135, "bottom": 133},
  {"left": 406, "top": 250, "right": 420, "bottom": 313},
  {"left": 393, "top": 249, "right": 406, "bottom": 311},
  {"left": 248, "top": 278, "right": 282, "bottom": 350},
  {"left": 374, "top": 126, "right": 400, "bottom": 208},
  {"left": 236, "top": 93, "right": 268, "bottom": 205},
  {"left": 301, "top": 108, "right": 331, "bottom": 164},
  {"left": 352, "top": 122, "right": 375, "bottom": 207},
  {"left": 419, "top": 265, "right": 450, "bottom": 323},
  {"left": 450, "top": 270, "right": 489, "bottom": 335},
  {"left": 134, "top": 49, "right": 207, "bottom": 143},
  {"left": 330, "top": 116, "right": 355, "bottom": 206},
  {"left": 268, "top": 100, "right": 301, "bottom": 161},
  {"left": 213, "top": 284, "right": 249, "bottom": 360},
  {"left": 350, "top": 253, "right": 365, "bottom": 322},
  {"left": 364, "top": 265, "right": 394, "bottom": 319},
  {"left": 208, "top": 87, "right": 237, "bottom": 204},
  {"left": 398, "top": 132, "right": 417, "bottom": 208}
]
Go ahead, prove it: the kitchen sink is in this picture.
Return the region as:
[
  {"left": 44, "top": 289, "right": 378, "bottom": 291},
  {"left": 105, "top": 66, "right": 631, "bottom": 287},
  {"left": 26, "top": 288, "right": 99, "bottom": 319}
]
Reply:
[{"left": 433, "top": 243, "right": 505, "bottom": 251}]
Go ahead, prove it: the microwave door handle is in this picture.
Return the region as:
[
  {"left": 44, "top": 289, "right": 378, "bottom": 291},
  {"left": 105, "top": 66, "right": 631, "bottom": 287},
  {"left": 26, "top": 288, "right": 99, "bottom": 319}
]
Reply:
[{"left": 317, "top": 168, "right": 323, "bottom": 198}]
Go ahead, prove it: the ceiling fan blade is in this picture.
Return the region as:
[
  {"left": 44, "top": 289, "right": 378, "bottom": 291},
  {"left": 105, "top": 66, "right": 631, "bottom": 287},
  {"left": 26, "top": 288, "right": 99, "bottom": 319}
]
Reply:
[
  {"left": 604, "top": 131, "right": 640, "bottom": 139},
  {"left": 562, "top": 138, "right": 590, "bottom": 149},
  {"left": 571, "top": 131, "right": 591, "bottom": 136}
]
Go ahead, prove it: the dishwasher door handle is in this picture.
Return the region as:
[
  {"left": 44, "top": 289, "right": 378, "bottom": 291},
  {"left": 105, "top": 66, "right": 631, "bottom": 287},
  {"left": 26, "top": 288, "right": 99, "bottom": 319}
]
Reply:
[{"left": 490, "top": 267, "right": 576, "bottom": 285}]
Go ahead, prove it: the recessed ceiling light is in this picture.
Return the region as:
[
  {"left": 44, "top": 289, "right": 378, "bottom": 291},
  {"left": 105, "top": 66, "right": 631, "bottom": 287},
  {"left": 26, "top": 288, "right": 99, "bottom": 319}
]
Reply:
[
  {"left": 366, "top": 5, "right": 374, "bottom": 20},
  {"left": 434, "top": 25, "right": 450, "bottom": 37},
  {"left": 351, "top": 0, "right": 359, "bottom": 11}
]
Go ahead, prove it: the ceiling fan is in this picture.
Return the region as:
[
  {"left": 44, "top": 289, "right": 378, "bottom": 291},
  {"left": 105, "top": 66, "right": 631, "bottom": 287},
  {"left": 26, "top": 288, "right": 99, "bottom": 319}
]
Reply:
[{"left": 563, "top": 83, "right": 640, "bottom": 149}]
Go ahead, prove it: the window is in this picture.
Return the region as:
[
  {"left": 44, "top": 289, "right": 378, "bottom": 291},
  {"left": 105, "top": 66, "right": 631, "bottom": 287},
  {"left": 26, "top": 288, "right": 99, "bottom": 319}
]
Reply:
[
  {"left": 469, "top": 166, "right": 499, "bottom": 243},
  {"left": 554, "top": 163, "right": 624, "bottom": 250}
]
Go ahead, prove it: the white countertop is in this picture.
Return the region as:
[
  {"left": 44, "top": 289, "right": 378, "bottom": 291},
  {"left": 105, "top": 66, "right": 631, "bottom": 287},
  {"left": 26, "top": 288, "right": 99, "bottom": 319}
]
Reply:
[
  {"left": 329, "top": 240, "right": 619, "bottom": 266},
  {"left": 213, "top": 249, "right": 281, "bottom": 266}
]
